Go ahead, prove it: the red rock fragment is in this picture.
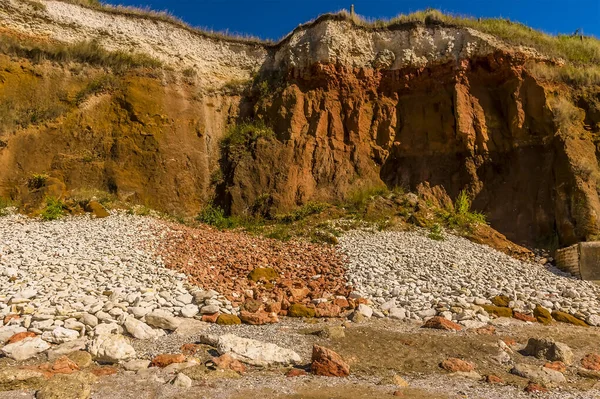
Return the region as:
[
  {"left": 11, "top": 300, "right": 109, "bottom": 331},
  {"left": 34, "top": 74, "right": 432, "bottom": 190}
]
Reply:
[
  {"left": 6, "top": 331, "right": 37, "bottom": 344},
  {"left": 544, "top": 361, "right": 566, "bottom": 372},
  {"left": 3, "top": 314, "right": 20, "bottom": 325},
  {"left": 513, "top": 312, "right": 537, "bottom": 323},
  {"left": 201, "top": 313, "right": 219, "bottom": 323},
  {"left": 51, "top": 356, "right": 79, "bottom": 375},
  {"left": 524, "top": 382, "right": 548, "bottom": 393},
  {"left": 212, "top": 354, "right": 246, "bottom": 373},
  {"left": 440, "top": 358, "right": 474, "bottom": 372},
  {"left": 180, "top": 343, "right": 202, "bottom": 356},
  {"left": 286, "top": 368, "right": 307, "bottom": 377},
  {"left": 582, "top": 353, "right": 600, "bottom": 371},
  {"left": 150, "top": 354, "right": 186, "bottom": 368},
  {"left": 239, "top": 310, "right": 278, "bottom": 325},
  {"left": 421, "top": 316, "right": 462, "bottom": 331},
  {"left": 311, "top": 345, "right": 350, "bottom": 377}
]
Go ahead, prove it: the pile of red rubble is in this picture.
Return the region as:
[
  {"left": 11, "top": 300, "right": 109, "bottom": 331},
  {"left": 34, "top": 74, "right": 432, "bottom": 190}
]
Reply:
[{"left": 154, "top": 222, "right": 355, "bottom": 320}]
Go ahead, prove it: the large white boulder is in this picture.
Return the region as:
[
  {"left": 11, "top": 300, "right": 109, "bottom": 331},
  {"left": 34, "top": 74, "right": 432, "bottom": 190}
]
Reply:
[
  {"left": 41, "top": 327, "right": 80, "bottom": 344},
  {"left": 123, "top": 317, "right": 160, "bottom": 340},
  {"left": 214, "top": 334, "right": 301, "bottom": 367},
  {"left": 145, "top": 310, "right": 181, "bottom": 331},
  {"left": 1, "top": 337, "right": 51, "bottom": 361},
  {"left": 88, "top": 334, "right": 136, "bottom": 364}
]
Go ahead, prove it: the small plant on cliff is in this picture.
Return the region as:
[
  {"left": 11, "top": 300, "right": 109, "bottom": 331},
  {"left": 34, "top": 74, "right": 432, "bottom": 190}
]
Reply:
[
  {"left": 27, "top": 173, "right": 49, "bottom": 190},
  {"left": 196, "top": 204, "right": 236, "bottom": 229},
  {"left": 428, "top": 223, "right": 444, "bottom": 241},
  {"left": 221, "top": 120, "right": 275, "bottom": 160},
  {"left": 41, "top": 197, "right": 65, "bottom": 221},
  {"left": 442, "top": 190, "right": 486, "bottom": 229}
]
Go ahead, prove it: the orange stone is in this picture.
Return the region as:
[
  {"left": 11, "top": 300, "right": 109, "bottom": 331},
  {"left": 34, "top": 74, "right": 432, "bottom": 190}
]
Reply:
[
  {"left": 150, "top": 354, "right": 186, "bottom": 368},
  {"left": 440, "top": 358, "right": 475, "bottom": 373},
  {"left": 201, "top": 313, "right": 219, "bottom": 323},
  {"left": 544, "top": 361, "right": 566, "bottom": 373},
  {"left": 311, "top": 345, "right": 350, "bottom": 377},
  {"left": 6, "top": 331, "right": 37, "bottom": 344},
  {"left": 286, "top": 368, "right": 308, "bottom": 377},
  {"left": 421, "top": 316, "right": 462, "bottom": 331},
  {"left": 180, "top": 343, "right": 202, "bottom": 356},
  {"left": 524, "top": 382, "right": 548, "bottom": 393},
  {"left": 513, "top": 312, "right": 537, "bottom": 323},
  {"left": 212, "top": 353, "right": 246, "bottom": 373},
  {"left": 582, "top": 353, "right": 600, "bottom": 371},
  {"left": 3, "top": 314, "right": 20, "bottom": 325},
  {"left": 51, "top": 356, "right": 80, "bottom": 375}
]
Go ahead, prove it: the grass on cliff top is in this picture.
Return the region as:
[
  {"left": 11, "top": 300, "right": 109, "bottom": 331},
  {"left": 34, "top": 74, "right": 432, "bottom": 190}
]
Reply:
[
  {"left": 43, "top": 2, "right": 600, "bottom": 66},
  {"left": 0, "top": 31, "right": 162, "bottom": 71},
  {"left": 53, "top": 0, "right": 269, "bottom": 44},
  {"left": 335, "top": 9, "right": 600, "bottom": 65}
]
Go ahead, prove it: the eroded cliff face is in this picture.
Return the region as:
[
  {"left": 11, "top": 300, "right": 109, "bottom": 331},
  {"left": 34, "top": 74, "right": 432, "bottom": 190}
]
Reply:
[{"left": 1, "top": 0, "right": 599, "bottom": 247}]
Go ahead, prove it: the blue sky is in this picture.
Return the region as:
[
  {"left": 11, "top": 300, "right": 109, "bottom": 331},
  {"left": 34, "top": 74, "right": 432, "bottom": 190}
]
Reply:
[{"left": 104, "top": 0, "right": 600, "bottom": 41}]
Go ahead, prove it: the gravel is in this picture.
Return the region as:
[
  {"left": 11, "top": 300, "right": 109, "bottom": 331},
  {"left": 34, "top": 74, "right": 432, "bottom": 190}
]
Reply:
[
  {"left": 339, "top": 229, "right": 600, "bottom": 322},
  {"left": 0, "top": 213, "right": 228, "bottom": 337}
]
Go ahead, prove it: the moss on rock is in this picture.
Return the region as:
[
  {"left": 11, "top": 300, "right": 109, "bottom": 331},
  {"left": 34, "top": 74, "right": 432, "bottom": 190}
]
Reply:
[
  {"left": 551, "top": 310, "right": 588, "bottom": 327},
  {"left": 533, "top": 305, "right": 552, "bottom": 325},
  {"left": 491, "top": 295, "right": 510, "bottom": 307},
  {"left": 216, "top": 314, "right": 242, "bottom": 325},
  {"left": 288, "top": 303, "right": 316, "bottom": 318},
  {"left": 481, "top": 304, "right": 513, "bottom": 318},
  {"left": 247, "top": 267, "right": 278, "bottom": 282}
]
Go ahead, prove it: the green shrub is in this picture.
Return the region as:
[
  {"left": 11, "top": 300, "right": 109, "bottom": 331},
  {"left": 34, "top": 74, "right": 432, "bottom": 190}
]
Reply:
[
  {"left": 196, "top": 204, "right": 236, "bottom": 229},
  {"left": 428, "top": 223, "right": 444, "bottom": 241},
  {"left": 27, "top": 173, "right": 48, "bottom": 190},
  {"left": 41, "top": 197, "right": 65, "bottom": 220}
]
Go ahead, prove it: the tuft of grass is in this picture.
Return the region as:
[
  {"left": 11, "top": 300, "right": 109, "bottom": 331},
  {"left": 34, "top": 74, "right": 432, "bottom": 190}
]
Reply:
[
  {"left": 41, "top": 197, "right": 65, "bottom": 220},
  {"left": 345, "top": 185, "right": 390, "bottom": 212},
  {"left": 74, "top": 75, "right": 121, "bottom": 104},
  {"left": 440, "top": 190, "right": 487, "bottom": 230},
  {"left": 528, "top": 62, "right": 600, "bottom": 86},
  {"left": 0, "top": 197, "right": 14, "bottom": 216},
  {"left": 0, "top": 33, "right": 162, "bottom": 71},
  {"left": 27, "top": 173, "right": 48, "bottom": 190},
  {"left": 278, "top": 202, "right": 329, "bottom": 224},
  {"left": 550, "top": 96, "right": 584, "bottom": 136}
]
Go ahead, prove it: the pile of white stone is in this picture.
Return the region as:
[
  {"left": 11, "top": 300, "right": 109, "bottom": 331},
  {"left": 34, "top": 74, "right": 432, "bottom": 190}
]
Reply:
[
  {"left": 339, "top": 229, "right": 600, "bottom": 326},
  {"left": 0, "top": 212, "right": 236, "bottom": 354}
]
